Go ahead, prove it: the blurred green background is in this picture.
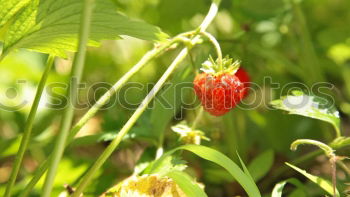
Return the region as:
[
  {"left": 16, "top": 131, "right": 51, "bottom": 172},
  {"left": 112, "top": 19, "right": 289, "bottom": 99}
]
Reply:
[{"left": 1, "top": 0, "right": 350, "bottom": 196}]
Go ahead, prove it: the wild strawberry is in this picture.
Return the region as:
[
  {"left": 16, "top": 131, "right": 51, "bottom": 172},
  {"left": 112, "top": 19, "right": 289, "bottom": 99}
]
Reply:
[
  {"left": 235, "top": 68, "right": 250, "bottom": 98},
  {"left": 193, "top": 57, "right": 244, "bottom": 116}
]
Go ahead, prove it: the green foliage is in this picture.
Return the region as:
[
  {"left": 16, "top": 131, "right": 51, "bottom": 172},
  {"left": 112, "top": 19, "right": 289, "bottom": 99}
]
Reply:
[
  {"left": 271, "top": 178, "right": 305, "bottom": 197},
  {"left": 1, "top": 0, "right": 350, "bottom": 196},
  {"left": 286, "top": 163, "right": 339, "bottom": 197},
  {"left": 237, "top": 0, "right": 287, "bottom": 20},
  {"left": 270, "top": 90, "right": 341, "bottom": 136},
  {"left": 150, "top": 64, "right": 194, "bottom": 141},
  {"left": 0, "top": 0, "right": 31, "bottom": 28},
  {"left": 145, "top": 145, "right": 261, "bottom": 197},
  {"left": 0, "top": 137, "right": 21, "bottom": 158},
  {"left": 0, "top": 0, "right": 167, "bottom": 58},
  {"left": 247, "top": 150, "right": 274, "bottom": 182},
  {"left": 200, "top": 55, "right": 240, "bottom": 74},
  {"left": 146, "top": 155, "right": 187, "bottom": 177},
  {"left": 38, "top": 159, "right": 89, "bottom": 196},
  {"left": 166, "top": 170, "right": 207, "bottom": 197}
]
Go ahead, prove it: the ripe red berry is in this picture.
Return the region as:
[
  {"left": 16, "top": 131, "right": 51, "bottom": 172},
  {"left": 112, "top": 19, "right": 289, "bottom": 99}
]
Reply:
[
  {"left": 235, "top": 68, "right": 250, "bottom": 98},
  {"left": 193, "top": 72, "right": 244, "bottom": 116}
]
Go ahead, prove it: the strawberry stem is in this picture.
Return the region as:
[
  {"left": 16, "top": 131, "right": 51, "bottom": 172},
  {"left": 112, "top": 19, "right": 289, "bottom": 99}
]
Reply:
[{"left": 200, "top": 31, "right": 223, "bottom": 71}]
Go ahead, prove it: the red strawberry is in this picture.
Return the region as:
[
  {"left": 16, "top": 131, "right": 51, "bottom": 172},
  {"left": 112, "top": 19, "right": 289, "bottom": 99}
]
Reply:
[
  {"left": 235, "top": 68, "right": 250, "bottom": 98},
  {"left": 193, "top": 57, "right": 244, "bottom": 116}
]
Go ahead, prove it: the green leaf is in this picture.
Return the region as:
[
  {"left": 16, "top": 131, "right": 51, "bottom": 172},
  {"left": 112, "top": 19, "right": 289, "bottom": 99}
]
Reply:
[
  {"left": 270, "top": 90, "right": 341, "bottom": 135},
  {"left": 0, "top": 0, "right": 167, "bottom": 58},
  {"left": 149, "top": 155, "right": 187, "bottom": 176},
  {"left": 70, "top": 114, "right": 158, "bottom": 147},
  {"left": 36, "top": 158, "right": 90, "bottom": 196},
  {"left": 285, "top": 162, "right": 339, "bottom": 197},
  {"left": 247, "top": 150, "right": 274, "bottom": 181},
  {"left": 331, "top": 137, "right": 350, "bottom": 149},
  {"left": 237, "top": 0, "right": 286, "bottom": 20},
  {"left": 166, "top": 170, "right": 207, "bottom": 197},
  {"left": 271, "top": 178, "right": 305, "bottom": 197},
  {"left": 71, "top": 129, "right": 156, "bottom": 147},
  {"left": 144, "top": 145, "right": 261, "bottom": 197},
  {"left": 0, "top": 137, "right": 21, "bottom": 158},
  {"left": 0, "top": 0, "right": 31, "bottom": 29}
]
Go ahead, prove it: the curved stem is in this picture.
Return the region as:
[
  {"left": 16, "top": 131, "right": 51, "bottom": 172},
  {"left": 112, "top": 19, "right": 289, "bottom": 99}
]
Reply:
[
  {"left": 291, "top": 139, "right": 337, "bottom": 197},
  {"left": 291, "top": 138, "right": 338, "bottom": 197},
  {"left": 333, "top": 124, "right": 341, "bottom": 139},
  {"left": 3, "top": 56, "right": 55, "bottom": 197},
  {"left": 200, "top": 31, "right": 223, "bottom": 70},
  {"left": 262, "top": 140, "right": 350, "bottom": 189},
  {"left": 72, "top": 2, "right": 220, "bottom": 196},
  {"left": 19, "top": 32, "right": 194, "bottom": 197},
  {"left": 290, "top": 139, "right": 335, "bottom": 157},
  {"left": 41, "top": 0, "right": 95, "bottom": 196}
]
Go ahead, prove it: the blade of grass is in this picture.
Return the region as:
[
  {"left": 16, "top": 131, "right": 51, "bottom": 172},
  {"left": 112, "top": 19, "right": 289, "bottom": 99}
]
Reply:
[
  {"left": 145, "top": 145, "right": 261, "bottom": 197},
  {"left": 3, "top": 55, "right": 54, "bottom": 197},
  {"left": 286, "top": 162, "right": 340, "bottom": 197},
  {"left": 271, "top": 178, "right": 305, "bottom": 197},
  {"left": 41, "top": 0, "right": 95, "bottom": 196},
  {"left": 71, "top": 1, "right": 221, "bottom": 196},
  {"left": 237, "top": 152, "right": 255, "bottom": 182}
]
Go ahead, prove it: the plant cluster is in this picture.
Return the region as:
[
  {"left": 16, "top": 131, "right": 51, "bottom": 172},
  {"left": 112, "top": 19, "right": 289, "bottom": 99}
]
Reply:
[{"left": 0, "top": 0, "right": 350, "bottom": 197}]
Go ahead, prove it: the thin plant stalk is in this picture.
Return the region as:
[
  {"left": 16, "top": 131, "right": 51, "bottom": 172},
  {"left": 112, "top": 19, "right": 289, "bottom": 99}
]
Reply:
[
  {"left": 334, "top": 125, "right": 341, "bottom": 139},
  {"left": 261, "top": 141, "right": 350, "bottom": 189},
  {"left": 290, "top": 139, "right": 335, "bottom": 157},
  {"left": 72, "top": 1, "right": 221, "bottom": 196},
  {"left": 72, "top": 47, "right": 192, "bottom": 196},
  {"left": 3, "top": 56, "right": 55, "bottom": 197},
  {"left": 330, "top": 156, "right": 337, "bottom": 197},
  {"left": 156, "top": 50, "right": 198, "bottom": 160},
  {"left": 191, "top": 107, "right": 204, "bottom": 129},
  {"left": 41, "top": 0, "right": 95, "bottom": 196},
  {"left": 65, "top": 35, "right": 192, "bottom": 145},
  {"left": 200, "top": 31, "right": 223, "bottom": 69},
  {"left": 291, "top": 138, "right": 338, "bottom": 196},
  {"left": 19, "top": 33, "right": 194, "bottom": 197}
]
